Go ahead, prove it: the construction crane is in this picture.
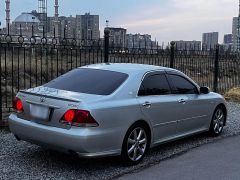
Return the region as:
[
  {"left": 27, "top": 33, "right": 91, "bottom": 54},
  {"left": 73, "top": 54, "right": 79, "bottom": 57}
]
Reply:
[{"left": 38, "top": 0, "right": 59, "bottom": 37}]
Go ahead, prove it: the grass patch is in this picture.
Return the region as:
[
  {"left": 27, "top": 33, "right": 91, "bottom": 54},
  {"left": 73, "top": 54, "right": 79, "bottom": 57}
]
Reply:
[{"left": 225, "top": 87, "right": 240, "bottom": 102}]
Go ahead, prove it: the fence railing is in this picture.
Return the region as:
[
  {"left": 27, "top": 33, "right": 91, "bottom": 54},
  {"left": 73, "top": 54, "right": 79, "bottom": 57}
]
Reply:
[{"left": 0, "top": 27, "right": 240, "bottom": 124}]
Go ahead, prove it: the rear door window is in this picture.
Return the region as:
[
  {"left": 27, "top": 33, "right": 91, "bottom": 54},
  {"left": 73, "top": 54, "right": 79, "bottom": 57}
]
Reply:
[{"left": 44, "top": 68, "right": 128, "bottom": 95}]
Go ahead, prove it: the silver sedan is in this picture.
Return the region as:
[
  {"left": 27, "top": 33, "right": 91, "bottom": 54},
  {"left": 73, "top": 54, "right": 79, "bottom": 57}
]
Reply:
[{"left": 9, "top": 63, "right": 227, "bottom": 164}]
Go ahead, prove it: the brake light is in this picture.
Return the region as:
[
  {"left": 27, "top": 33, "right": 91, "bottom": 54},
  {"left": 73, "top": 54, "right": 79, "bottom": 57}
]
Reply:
[
  {"left": 13, "top": 97, "right": 23, "bottom": 112},
  {"left": 61, "top": 109, "right": 99, "bottom": 127},
  {"left": 64, "top": 110, "right": 75, "bottom": 123}
]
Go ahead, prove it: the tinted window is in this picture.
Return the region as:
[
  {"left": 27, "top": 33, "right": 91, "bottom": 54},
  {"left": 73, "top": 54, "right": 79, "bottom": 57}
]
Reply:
[
  {"left": 138, "top": 74, "right": 171, "bottom": 96},
  {"left": 44, "top": 68, "right": 128, "bottom": 95},
  {"left": 168, "top": 74, "right": 197, "bottom": 94}
]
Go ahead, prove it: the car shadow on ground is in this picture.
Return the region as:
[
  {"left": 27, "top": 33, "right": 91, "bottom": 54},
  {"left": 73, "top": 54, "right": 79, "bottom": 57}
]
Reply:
[
  {"left": 22, "top": 131, "right": 219, "bottom": 169},
  {"left": 1, "top": 128, "right": 236, "bottom": 180}
]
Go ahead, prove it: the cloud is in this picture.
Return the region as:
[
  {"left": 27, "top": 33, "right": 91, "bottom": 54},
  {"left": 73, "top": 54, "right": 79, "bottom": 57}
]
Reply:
[
  {"left": 0, "top": 0, "right": 238, "bottom": 43},
  {"left": 114, "top": 0, "right": 238, "bottom": 42}
]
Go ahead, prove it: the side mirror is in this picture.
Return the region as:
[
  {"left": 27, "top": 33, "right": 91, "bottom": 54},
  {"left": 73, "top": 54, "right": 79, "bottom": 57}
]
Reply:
[{"left": 200, "top": 86, "right": 210, "bottom": 94}]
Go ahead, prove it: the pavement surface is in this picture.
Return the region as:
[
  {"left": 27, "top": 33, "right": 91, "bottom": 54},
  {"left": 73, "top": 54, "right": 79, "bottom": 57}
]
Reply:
[
  {"left": 118, "top": 135, "right": 240, "bottom": 180},
  {"left": 0, "top": 102, "right": 239, "bottom": 180}
]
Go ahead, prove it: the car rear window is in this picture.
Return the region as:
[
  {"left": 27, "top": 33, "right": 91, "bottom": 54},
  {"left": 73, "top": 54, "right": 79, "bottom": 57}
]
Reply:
[{"left": 44, "top": 68, "right": 128, "bottom": 95}]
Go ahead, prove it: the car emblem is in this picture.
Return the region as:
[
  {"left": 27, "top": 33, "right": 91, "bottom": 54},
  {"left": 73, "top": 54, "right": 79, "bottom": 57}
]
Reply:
[{"left": 40, "top": 97, "right": 46, "bottom": 103}]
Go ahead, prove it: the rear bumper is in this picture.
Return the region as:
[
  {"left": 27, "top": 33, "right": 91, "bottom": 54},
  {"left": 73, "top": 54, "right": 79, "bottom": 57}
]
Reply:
[{"left": 8, "top": 113, "right": 121, "bottom": 157}]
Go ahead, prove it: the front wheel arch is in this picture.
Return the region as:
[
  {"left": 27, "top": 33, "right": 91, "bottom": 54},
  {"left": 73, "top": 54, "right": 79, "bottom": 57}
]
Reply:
[
  {"left": 215, "top": 104, "right": 227, "bottom": 126},
  {"left": 209, "top": 104, "right": 226, "bottom": 136}
]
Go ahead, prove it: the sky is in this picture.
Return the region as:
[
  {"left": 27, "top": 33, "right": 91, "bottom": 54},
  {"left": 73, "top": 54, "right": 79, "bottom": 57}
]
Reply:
[{"left": 0, "top": 0, "right": 238, "bottom": 43}]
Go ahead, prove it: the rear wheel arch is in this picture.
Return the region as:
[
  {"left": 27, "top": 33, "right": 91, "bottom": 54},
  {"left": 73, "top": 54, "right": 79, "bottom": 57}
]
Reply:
[
  {"left": 122, "top": 120, "right": 152, "bottom": 150},
  {"left": 133, "top": 120, "right": 151, "bottom": 143},
  {"left": 121, "top": 120, "right": 152, "bottom": 164}
]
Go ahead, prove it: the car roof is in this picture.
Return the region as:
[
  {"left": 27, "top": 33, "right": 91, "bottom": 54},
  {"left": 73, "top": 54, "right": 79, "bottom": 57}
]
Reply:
[{"left": 81, "top": 63, "right": 174, "bottom": 75}]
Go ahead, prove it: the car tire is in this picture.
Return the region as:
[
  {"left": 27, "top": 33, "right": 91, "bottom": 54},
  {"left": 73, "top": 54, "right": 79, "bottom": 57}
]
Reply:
[
  {"left": 209, "top": 107, "right": 226, "bottom": 136},
  {"left": 121, "top": 122, "right": 150, "bottom": 165}
]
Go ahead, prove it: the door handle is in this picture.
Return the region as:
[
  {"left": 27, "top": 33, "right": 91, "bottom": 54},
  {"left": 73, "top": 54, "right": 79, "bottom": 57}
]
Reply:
[
  {"left": 142, "top": 102, "right": 151, "bottom": 108},
  {"left": 178, "top": 99, "right": 186, "bottom": 104}
]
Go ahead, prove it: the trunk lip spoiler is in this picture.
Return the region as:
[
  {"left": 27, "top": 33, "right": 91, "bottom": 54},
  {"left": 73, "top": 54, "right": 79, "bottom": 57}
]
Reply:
[{"left": 19, "top": 90, "right": 81, "bottom": 103}]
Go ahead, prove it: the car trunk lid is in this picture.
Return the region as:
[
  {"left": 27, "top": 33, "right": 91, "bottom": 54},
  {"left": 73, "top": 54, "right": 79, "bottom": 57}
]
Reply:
[{"left": 16, "top": 86, "right": 105, "bottom": 129}]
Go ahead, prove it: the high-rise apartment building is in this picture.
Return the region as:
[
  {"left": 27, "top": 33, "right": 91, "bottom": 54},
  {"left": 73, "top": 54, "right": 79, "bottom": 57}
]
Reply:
[
  {"left": 48, "top": 16, "right": 68, "bottom": 39},
  {"left": 224, "top": 34, "right": 233, "bottom": 44},
  {"left": 76, "top": 13, "right": 100, "bottom": 40},
  {"left": 107, "top": 27, "right": 127, "bottom": 48},
  {"left": 65, "top": 16, "right": 77, "bottom": 39},
  {"left": 126, "top": 33, "right": 155, "bottom": 49},
  {"left": 47, "top": 13, "right": 100, "bottom": 41},
  {"left": 232, "top": 17, "right": 240, "bottom": 51},
  {"left": 202, "top": 32, "right": 219, "bottom": 50},
  {"left": 223, "top": 34, "right": 233, "bottom": 51},
  {"left": 175, "top": 40, "right": 201, "bottom": 51}
]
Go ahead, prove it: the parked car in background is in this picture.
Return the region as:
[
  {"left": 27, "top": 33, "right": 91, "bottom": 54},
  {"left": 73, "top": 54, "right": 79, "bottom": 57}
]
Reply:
[{"left": 9, "top": 63, "right": 227, "bottom": 164}]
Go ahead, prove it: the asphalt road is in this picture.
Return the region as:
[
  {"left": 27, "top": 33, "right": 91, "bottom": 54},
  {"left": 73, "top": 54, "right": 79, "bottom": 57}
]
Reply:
[
  {"left": 0, "top": 102, "right": 240, "bottom": 180},
  {"left": 118, "top": 135, "right": 240, "bottom": 180}
]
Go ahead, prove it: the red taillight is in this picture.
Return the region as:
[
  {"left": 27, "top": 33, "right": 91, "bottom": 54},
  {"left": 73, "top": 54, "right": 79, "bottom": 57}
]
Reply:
[
  {"left": 74, "top": 110, "right": 98, "bottom": 126},
  {"left": 64, "top": 110, "right": 75, "bottom": 123},
  {"left": 61, "top": 109, "right": 99, "bottom": 127},
  {"left": 13, "top": 97, "right": 23, "bottom": 112}
]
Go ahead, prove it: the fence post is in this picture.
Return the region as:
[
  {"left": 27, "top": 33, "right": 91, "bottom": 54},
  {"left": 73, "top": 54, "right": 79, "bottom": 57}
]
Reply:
[
  {"left": 0, "top": 42, "right": 2, "bottom": 126},
  {"left": 170, "top": 41, "right": 175, "bottom": 68},
  {"left": 104, "top": 28, "right": 110, "bottom": 63},
  {"left": 213, "top": 44, "right": 219, "bottom": 92}
]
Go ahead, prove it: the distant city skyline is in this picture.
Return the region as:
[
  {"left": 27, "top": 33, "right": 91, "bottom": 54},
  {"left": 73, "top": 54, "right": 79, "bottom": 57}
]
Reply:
[{"left": 0, "top": 0, "right": 238, "bottom": 43}]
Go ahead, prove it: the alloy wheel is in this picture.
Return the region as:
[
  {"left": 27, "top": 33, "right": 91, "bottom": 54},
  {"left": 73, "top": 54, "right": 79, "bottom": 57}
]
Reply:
[
  {"left": 127, "top": 127, "right": 147, "bottom": 162},
  {"left": 212, "top": 109, "right": 225, "bottom": 134}
]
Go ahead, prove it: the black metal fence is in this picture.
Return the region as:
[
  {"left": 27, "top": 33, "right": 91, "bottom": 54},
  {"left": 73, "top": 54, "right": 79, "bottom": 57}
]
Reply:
[{"left": 0, "top": 27, "right": 240, "bottom": 124}]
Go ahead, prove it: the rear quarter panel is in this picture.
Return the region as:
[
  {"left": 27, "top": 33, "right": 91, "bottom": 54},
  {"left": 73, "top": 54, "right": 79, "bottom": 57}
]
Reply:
[{"left": 82, "top": 72, "right": 152, "bottom": 152}]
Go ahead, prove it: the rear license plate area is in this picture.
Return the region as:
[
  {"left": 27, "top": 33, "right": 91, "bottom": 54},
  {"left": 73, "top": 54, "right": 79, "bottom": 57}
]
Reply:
[{"left": 30, "top": 104, "right": 50, "bottom": 120}]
